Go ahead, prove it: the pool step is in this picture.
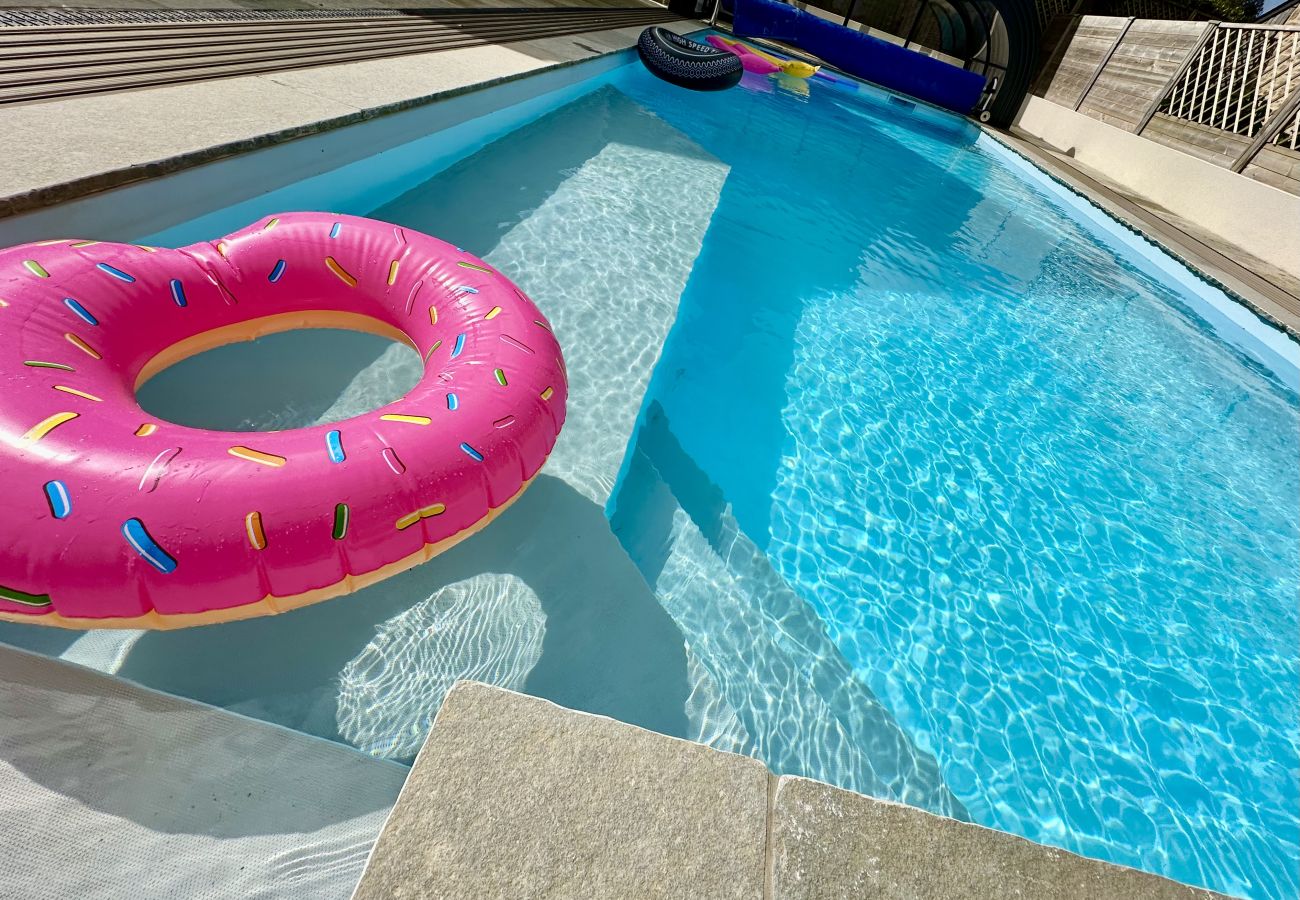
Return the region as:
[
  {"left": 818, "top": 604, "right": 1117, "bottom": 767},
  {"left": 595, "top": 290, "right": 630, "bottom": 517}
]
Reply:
[
  {"left": 0, "top": 6, "right": 679, "bottom": 106},
  {"left": 0, "top": 643, "right": 406, "bottom": 899}
]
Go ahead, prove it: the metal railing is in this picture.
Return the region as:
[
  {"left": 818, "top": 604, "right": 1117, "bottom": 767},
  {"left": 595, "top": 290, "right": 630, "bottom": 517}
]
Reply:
[{"left": 1160, "top": 22, "right": 1300, "bottom": 150}]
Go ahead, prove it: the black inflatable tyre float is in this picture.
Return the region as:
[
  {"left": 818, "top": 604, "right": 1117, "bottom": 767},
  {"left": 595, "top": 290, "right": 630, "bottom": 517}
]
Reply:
[{"left": 636, "top": 27, "right": 743, "bottom": 92}]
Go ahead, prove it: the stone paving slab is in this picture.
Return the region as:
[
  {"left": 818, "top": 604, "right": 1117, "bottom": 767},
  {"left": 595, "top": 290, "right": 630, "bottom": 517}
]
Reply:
[
  {"left": 352, "top": 681, "right": 769, "bottom": 899},
  {"left": 352, "top": 682, "right": 1235, "bottom": 900},
  {"left": 771, "top": 775, "right": 1230, "bottom": 900}
]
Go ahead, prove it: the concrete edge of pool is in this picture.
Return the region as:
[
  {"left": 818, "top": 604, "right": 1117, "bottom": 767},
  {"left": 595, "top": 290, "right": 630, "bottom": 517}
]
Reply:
[
  {"left": 351, "top": 680, "right": 1234, "bottom": 900},
  {"left": 981, "top": 126, "right": 1300, "bottom": 344},
  {"left": 0, "top": 10, "right": 698, "bottom": 227}
]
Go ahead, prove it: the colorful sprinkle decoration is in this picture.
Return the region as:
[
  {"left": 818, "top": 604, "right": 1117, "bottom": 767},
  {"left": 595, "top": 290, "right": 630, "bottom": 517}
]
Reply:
[
  {"left": 246, "top": 512, "right": 267, "bottom": 550},
  {"left": 326, "top": 430, "right": 346, "bottom": 463},
  {"left": 459, "top": 442, "right": 484, "bottom": 462},
  {"left": 22, "top": 412, "right": 77, "bottom": 442},
  {"left": 325, "top": 256, "right": 357, "bottom": 287},
  {"left": 0, "top": 585, "right": 51, "bottom": 608},
  {"left": 43, "top": 480, "right": 71, "bottom": 519},
  {"left": 122, "top": 518, "right": 177, "bottom": 574},
  {"left": 228, "top": 446, "right": 286, "bottom": 468},
  {"left": 96, "top": 262, "right": 136, "bottom": 283},
  {"left": 332, "top": 503, "right": 350, "bottom": 540},
  {"left": 396, "top": 503, "right": 446, "bottom": 531},
  {"left": 63, "top": 297, "right": 98, "bottom": 326}
]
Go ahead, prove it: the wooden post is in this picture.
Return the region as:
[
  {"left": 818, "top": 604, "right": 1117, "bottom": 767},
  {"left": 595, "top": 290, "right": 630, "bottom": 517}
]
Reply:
[
  {"left": 1134, "top": 21, "right": 1220, "bottom": 135},
  {"left": 1230, "top": 87, "right": 1300, "bottom": 173},
  {"left": 1075, "top": 16, "right": 1136, "bottom": 112}
]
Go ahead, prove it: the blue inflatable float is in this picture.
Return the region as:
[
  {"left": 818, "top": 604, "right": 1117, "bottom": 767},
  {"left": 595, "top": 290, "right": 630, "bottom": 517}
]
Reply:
[{"left": 731, "top": 0, "right": 985, "bottom": 115}]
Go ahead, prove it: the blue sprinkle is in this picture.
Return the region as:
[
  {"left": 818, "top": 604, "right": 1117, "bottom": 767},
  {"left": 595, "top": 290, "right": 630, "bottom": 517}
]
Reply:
[
  {"left": 96, "top": 262, "right": 136, "bottom": 283},
  {"left": 451, "top": 334, "right": 466, "bottom": 359},
  {"left": 122, "top": 518, "right": 177, "bottom": 574},
  {"left": 459, "top": 442, "right": 483, "bottom": 462},
  {"left": 329, "top": 223, "right": 342, "bottom": 239},
  {"left": 326, "top": 429, "right": 345, "bottom": 464},
  {"left": 43, "top": 480, "right": 71, "bottom": 519},
  {"left": 169, "top": 279, "right": 187, "bottom": 307},
  {"left": 451, "top": 285, "right": 479, "bottom": 297},
  {"left": 447, "top": 393, "right": 459, "bottom": 411},
  {"left": 63, "top": 297, "right": 98, "bottom": 326},
  {"left": 269, "top": 259, "right": 287, "bottom": 283}
]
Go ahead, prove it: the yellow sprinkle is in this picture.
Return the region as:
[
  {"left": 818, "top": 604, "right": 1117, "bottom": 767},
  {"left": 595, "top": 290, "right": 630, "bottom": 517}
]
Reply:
[
  {"left": 70, "top": 241, "right": 99, "bottom": 249},
  {"left": 216, "top": 241, "right": 228, "bottom": 258},
  {"left": 484, "top": 306, "right": 502, "bottom": 320},
  {"left": 245, "top": 511, "right": 267, "bottom": 550},
  {"left": 424, "top": 340, "right": 442, "bottom": 362},
  {"left": 379, "top": 414, "right": 431, "bottom": 426},
  {"left": 456, "top": 261, "right": 493, "bottom": 274},
  {"left": 22, "top": 412, "right": 77, "bottom": 442},
  {"left": 264, "top": 217, "right": 280, "bottom": 231},
  {"left": 324, "top": 256, "right": 357, "bottom": 287},
  {"left": 53, "top": 385, "right": 102, "bottom": 402},
  {"left": 23, "top": 260, "right": 49, "bottom": 278},
  {"left": 135, "top": 245, "right": 157, "bottom": 253},
  {"left": 387, "top": 259, "right": 400, "bottom": 286},
  {"left": 428, "top": 306, "right": 438, "bottom": 325},
  {"left": 135, "top": 423, "right": 158, "bottom": 437},
  {"left": 65, "top": 333, "right": 101, "bottom": 359},
  {"left": 541, "top": 386, "right": 554, "bottom": 401},
  {"left": 396, "top": 503, "right": 446, "bottom": 531},
  {"left": 228, "top": 446, "right": 286, "bottom": 467},
  {"left": 33, "top": 239, "right": 69, "bottom": 246}
]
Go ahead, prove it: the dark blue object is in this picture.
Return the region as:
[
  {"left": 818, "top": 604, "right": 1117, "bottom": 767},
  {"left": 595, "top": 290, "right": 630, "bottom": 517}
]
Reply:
[
  {"left": 732, "top": 0, "right": 985, "bottom": 114},
  {"left": 637, "top": 26, "right": 743, "bottom": 92}
]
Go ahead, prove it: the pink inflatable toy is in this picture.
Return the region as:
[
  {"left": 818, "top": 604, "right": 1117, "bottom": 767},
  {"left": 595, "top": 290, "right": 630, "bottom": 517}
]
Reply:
[
  {"left": 705, "top": 35, "right": 782, "bottom": 74},
  {"left": 0, "top": 213, "right": 567, "bottom": 629}
]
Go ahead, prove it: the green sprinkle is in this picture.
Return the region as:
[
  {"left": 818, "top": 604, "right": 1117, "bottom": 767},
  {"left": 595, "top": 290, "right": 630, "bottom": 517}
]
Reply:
[
  {"left": 494, "top": 368, "right": 507, "bottom": 387},
  {"left": 332, "top": 503, "right": 349, "bottom": 541},
  {"left": 0, "top": 584, "right": 52, "bottom": 607}
]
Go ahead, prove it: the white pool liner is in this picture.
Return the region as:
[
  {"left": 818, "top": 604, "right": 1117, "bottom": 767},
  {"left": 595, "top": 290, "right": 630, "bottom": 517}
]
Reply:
[{"left": 0, "top": 645, "right": 405, "bottom": 900}]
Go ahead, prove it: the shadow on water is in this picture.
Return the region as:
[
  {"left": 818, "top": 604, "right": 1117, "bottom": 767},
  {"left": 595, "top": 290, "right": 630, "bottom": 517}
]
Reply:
[
  {"left": 109, "top": 474, "right": 690, "bottom": 759},
  {"left": 0, "top": 645, "right": 402, "bottom": 840}
]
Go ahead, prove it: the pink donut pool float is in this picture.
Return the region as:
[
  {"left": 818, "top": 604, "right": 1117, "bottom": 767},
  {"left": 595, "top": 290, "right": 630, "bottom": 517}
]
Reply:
[{"left": 0, "top": 212, "right": 567, "bottom": 629}]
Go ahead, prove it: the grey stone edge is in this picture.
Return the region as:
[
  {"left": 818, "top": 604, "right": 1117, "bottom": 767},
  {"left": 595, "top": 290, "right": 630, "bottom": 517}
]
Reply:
[{"left": 351, "top": 680, "right": 1234, "bottom": 900}]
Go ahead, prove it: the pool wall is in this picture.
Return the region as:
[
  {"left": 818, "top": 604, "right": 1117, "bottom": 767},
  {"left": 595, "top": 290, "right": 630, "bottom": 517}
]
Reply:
[
  {"left": 981, "top": 132, "right": 1300, "bottom": 392},
  {"left": 0, "top": 47, "right": 638, "bottom": 249}
]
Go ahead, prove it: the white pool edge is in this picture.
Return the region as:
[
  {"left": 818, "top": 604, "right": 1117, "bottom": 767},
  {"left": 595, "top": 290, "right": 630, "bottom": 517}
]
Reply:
[{"left": 979, "top": 131, "right": 1300, "bottom": 394}]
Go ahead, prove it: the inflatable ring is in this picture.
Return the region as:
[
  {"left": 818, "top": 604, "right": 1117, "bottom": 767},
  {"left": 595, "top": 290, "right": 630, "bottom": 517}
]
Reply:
[
  {"left": 637, "top": 26, "right": 743, "bottom": 92},
  {"left": 0, "top": 213, "right": 567, "bottom": 629}
]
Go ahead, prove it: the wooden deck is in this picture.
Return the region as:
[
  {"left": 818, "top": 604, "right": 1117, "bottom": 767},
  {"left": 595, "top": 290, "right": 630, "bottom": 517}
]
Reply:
[{"left": 0, "top": 4, "right": 676, "bottom": 105}]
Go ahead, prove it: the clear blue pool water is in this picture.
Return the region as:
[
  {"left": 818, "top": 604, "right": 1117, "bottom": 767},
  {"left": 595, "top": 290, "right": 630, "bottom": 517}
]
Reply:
[{"left": 3, "top": 50, "right": 1296, "bottom": 898}]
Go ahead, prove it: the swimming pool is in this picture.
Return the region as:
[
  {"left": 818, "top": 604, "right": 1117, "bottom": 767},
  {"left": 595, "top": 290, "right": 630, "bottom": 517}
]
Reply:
[{"left": 3, "top": 42, "right": 1296, "bottom": 899}]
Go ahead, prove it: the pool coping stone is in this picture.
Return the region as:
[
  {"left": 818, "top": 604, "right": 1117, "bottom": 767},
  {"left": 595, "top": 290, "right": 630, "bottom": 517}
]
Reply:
[
  {"left": 351, "top": 681, "right": 1234, "bottom": 900},
  {"left": 0, "top": 11, "right": 696, "bottom": 220}
]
